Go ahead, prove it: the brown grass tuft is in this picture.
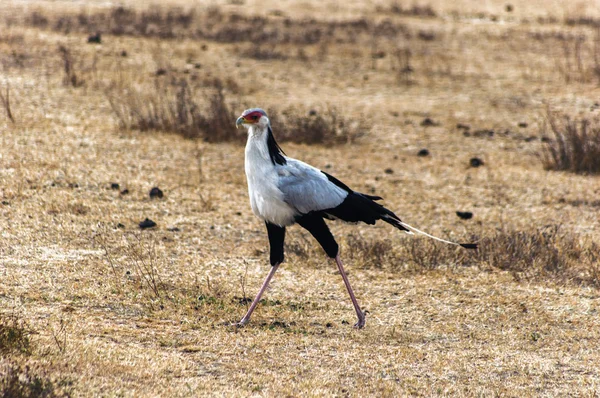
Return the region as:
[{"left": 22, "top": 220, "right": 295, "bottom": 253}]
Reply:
[
  {"left": 0, "top": 314, "right": 30, "bottom": 355},
  {"left": 0, "top": 363, "right": 73, "bottom": 398},
  {"left": 477, "top": 226, "right": 599, "bottom": 286},
  {"left": 0, "top": 83, "right": 15, "bottom": 123},
  {"left": 108, "top": 78, "right": 240, "bottom": 142},
  {"left": 346, "top": 226, "right": 598, "bottom": 286},
  {"left": 541, "top": 111, "right": 600, "bottom": 174},
  {"left": 58, "top": 46, "right": 83, "bottom": 88},
  {"left": 267, "top": 106, "right": 366, "bottom": 145}
]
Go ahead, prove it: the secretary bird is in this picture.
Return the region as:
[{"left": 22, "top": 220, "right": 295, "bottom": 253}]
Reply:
[{"left": 235, "top": 108, "right": 476, "bottom": 328}]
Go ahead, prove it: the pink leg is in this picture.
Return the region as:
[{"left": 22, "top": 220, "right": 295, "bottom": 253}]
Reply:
[
  {"left": 334, "top": 255, "right": 366, "bottom": 329},
  {"left": 237, "top": 263, "right": 280, "bottom": 326}
]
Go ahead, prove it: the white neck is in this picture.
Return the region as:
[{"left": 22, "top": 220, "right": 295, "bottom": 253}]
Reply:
[{"left": 245, "top": 125, "right": 270, "bottom": 163}]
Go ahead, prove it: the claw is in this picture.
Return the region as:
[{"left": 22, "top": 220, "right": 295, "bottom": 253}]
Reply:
[{"left": 353, "top": 312, "right": 366, "bottom": 329}]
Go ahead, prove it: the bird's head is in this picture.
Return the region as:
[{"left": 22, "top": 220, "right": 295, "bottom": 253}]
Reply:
[{"left": 236, "top": 108, "right": 269, "bottom": 130}]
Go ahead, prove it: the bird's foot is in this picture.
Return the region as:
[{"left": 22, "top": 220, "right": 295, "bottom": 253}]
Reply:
[
  {"left": 353, "top": 312, "right": 366, "bottom": 329},
  {"left": 231, "top": 318, "right": 250, "bottom": 328}
]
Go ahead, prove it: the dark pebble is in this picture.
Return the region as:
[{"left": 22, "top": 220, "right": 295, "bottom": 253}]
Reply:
[
  {"left": 116, "top": 223, "right": 125, "bottom": 229},
  {"left": 505, "top": 4, "right": 513, "bottom": 12},
  {"left": 470, "top": 157, "right": 484, "bottom": 167},
  {"left": 155, "top": 68, "right": 167, "bottom": 76},
  {"left": 139, "top": 218, "right": 157, "bottom": 229},
  {"left": 149, "top": 187, "right": 164, "bottom": 199},
  {"left": 87, "top": 33, "right": 101, "bottom": 44},
  {"left": 420, "top": 117, "right": 439, "bottom": 127},
  {"left": 456, "top": 211, "right": 473, "bottom": 220},
  {"left": 120, "top": 50, "right": 128, "bottom": 57},
  {"left": 456, "top": 123, "right": 470, "bottom": 130},
  {"left": 384, "top": 168, "right": 394, "bottom": 174},
  {"left": 518, "top": 122, "right": 528, "bottom": 128},
  {"left": 110, "top": 183, "right": 120, "bottom": 190},
  {"left": 308, "top": 109, "right": 317, "bottom": 116},
  {"left": 417, "top": 148, "right": 430, "bottom": 157},
  {"left": 120, "top": 189, "right": 129, "bottom": 195}
]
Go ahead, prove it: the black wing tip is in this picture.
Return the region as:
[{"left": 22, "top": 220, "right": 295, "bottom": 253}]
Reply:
[{"left": 460, "top": 243, "right": 478, "bottom": 250}]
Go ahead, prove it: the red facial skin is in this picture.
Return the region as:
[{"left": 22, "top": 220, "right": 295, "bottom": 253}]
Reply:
[{"left": 243, "top": 111, "right": 263, "bottom": 123}]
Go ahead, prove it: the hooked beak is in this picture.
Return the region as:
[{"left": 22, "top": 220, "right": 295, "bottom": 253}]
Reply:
[{"left": 236, "top": 116, "right": 246, "bottom": 129}]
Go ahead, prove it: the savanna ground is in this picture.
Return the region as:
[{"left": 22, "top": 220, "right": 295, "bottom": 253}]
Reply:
[{"left": 1, "top": 0, "right": 600, "bottom": 396}]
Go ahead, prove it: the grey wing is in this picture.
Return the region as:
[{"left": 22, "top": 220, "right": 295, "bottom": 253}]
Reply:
[{"left": 277, "top": 159, "right": 348, "bottom": 215}]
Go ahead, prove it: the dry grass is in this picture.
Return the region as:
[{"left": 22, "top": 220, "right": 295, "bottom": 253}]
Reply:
[
  {"left": 1, "top": 363, "right": 73, "bottom": 398},
  {"left": 0, "top": 314, "right": 30, "bottom": 355},
  {"left": 347, "top": 225, "right": 599, "bottom": 286},
  {"left": 108, "top": 78, "right": 240, "bottom": 142},
  {"left": 541, "top": 111, "right": 600, "bottom": 174},
  {"left": 1, "top": 0, "right": 600, "bottom": 396},
  {"left": 268, "top": 106, "right": 366, "bottom": 144},
  {"left": 108, "top": 78, "right": 361, "bottom": 144}
]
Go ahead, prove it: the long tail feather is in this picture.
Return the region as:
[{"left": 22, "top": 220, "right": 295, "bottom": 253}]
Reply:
[{"left": 397, "top": 221, "right": 478, "bottom": 250}]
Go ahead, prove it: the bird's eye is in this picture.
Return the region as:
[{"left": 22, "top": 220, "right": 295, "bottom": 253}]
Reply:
[{"left": 252, "top": 115, "right": 258, "bottom": 120}]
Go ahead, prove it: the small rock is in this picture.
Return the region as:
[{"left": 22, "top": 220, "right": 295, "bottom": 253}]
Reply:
[
  {"left": 1, "top": 201, "right": 9, "bottom": 205},
  {"left": 87, "top": 32, "right": 101, "bottom": 44},
  {"left": 456, "top": 123, "right": 470, "bottom": 130},
  {"left": 420, "top": 117, "right": 439, "bottom": 127},
  {"left": 308, "top": 109, "right": 317, "bottom": 116},
  {"left": 417, "top": 148, "right": 430, "bottom": 157},
  {"left": 116, "top": 223, "right": 125, "bottom": 229},
  {"left": 456, "top": 211, "right": 473, "bottom": 220},
  {"left": 384, "top": 168, "right": 394, "bottom": 174},
  {"left": 149, "top": 187, "right": 164, "bottom": 199},
  {"left": 518, "top": 122, "right": 528, "bottom": 128},
  {"left": 120, "top": 50, "right": 128, "bottom": 57},
  {"left": 505, "top": 4, "right": 513, "bottom": 12},
  {"left": 470, "top": 157, "right": 484, "bottom": 168},
  {"left": 120, "top": 189, "right": 129, "bottom": 195},
  {"left": 110, "top": 183, "right": 120, "bottom": 190},
  {"left": 155, "top": 68, "right": 167, "bottom": 76},
  {"left": 139, "top": 218, "right": 157, "bottom": 229}
]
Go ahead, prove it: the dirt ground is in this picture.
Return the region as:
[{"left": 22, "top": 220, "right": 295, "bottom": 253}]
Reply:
[{"left": 1, "top": 0, "right": 600, "bottom": 396}]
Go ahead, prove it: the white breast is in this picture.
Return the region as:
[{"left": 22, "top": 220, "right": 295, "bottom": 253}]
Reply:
[{"left": 245, "top": 129, "right": 297, "bottom": 227}]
